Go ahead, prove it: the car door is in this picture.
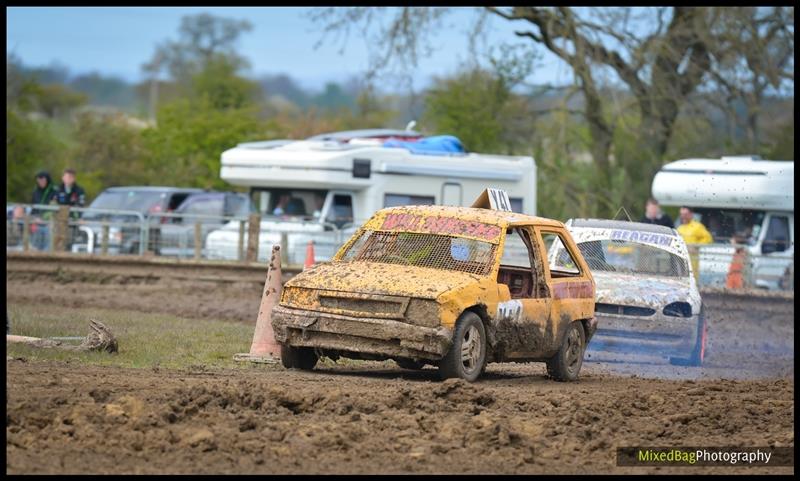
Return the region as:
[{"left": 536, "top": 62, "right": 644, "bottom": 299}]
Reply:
[
  {"left": 493, "top": 226, "right": 553, "bottom": 360},
  {"left": 537, "top": 227, "right": 595, "bottom": 353}
]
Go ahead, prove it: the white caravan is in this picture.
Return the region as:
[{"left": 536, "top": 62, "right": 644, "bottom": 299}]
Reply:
[
  {"left": 205, "top": 129, "right": 537, "bottom": 263},
  {"left": 652, "top": 155, "right": 794, "bottom": 289}
]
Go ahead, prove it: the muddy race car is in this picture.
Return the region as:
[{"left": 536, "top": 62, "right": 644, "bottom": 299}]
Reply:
[
  {"left": 271, "top": 192, "right": 597, "bottom": 382},
  {"left": 558, "top": 219, "right": 706, "bottom": 366}
]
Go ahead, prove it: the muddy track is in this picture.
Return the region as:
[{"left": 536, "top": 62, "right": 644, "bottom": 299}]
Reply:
[
  {"left": 5, "top": 268, "right": 795, "bottom": 474},
  {"left": 5, "top": 360, "right": 794, "bottom": 474},
  {"left": 6, "top": 272, "right": 794, "bottom": 380}
]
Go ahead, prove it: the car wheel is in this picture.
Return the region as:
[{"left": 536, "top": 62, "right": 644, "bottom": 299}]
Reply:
[
  {"left": 439, "top": 311, "right": 487, "bottom": 382},
  {"left": 546, "top": 321, "right": 586, "bottom": 382},
  {"left": 280, "top": 345, "right": 318, "bottom": 370},
  {"left": 669, "top": 311, "right": 707, "bottom": 367},
  {"left": 395, "top": 359, "right": 426, "bottom": 370}
]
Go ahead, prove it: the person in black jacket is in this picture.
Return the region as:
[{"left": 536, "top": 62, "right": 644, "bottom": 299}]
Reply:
[
  {"left": 639, "top": 198, "right": 674, "bottom": 228},
  {"left": 54, "top": 168, "right": 86, "bottom": 208},
  {"left": 54, "top": 168, "right": 87, "bottom": 251},
  {"left": 31, "top": 171, "right": 57, "bottom": 250},
  {"left": 32, "top": 170, "right": 56, "bottom": 206}
]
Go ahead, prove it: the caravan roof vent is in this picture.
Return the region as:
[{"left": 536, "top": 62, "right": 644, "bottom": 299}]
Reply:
[{"left": 721, "top": 155, "right": 762, "bottom": 161}]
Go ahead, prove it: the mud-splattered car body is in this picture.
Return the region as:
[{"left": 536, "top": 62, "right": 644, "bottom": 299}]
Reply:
[
  {"left": 272, "top": 204, "right": 597, "bottom": 380},
  {"left": 561, "top": 219, "right": 706, "bottom": 366}
]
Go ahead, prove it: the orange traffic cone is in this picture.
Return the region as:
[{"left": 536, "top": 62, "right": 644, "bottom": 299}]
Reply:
[
  {"left": 725, "top": 247, "right": 747, "bottom": 289},
  {"left": 304, "top": 240, "right": 315, "bottom": 270},
  {"left": 234, "top": 245, "right": 283, "bottom": 363}
]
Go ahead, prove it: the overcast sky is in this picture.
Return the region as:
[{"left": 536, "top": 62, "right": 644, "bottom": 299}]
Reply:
[{"left": 7, "top": 6, "right": 577, "bottom": 92}]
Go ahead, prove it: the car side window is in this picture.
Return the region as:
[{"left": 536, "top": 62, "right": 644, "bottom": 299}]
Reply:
[
  {"left": 225, "top": 195, "right": 249, "bottom": 217},
  {"left": 763, "top": 216, "right": 790, "bottom": 254},
  {"left": 184, "top": 198, "right": 222, "bottom": 217},
  {"left": 541, "top": 231, "right": 581, "bottom": 277},
  {"left": 498, "top": 228, "right": 538, "bottom": 299},
  {"left": 500, "top": 228, "right": 532, "bottom": 268},
  {"left": 168, "top": 193, "right": 191, "bottom": 211}
]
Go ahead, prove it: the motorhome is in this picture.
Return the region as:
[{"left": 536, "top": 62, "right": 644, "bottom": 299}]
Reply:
[
  {"left": 651, "top": 155, "right": 794, "bottom": 289},
  {"left": 205, "top": 129, "right": 537, "bottom": 263}
]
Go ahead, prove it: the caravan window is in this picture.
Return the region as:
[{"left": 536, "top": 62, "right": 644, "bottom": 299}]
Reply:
[
  {"left": 384, "top": 194, "right": 435, "bottom": 208},
  {"left": 250, "top": 188, "right": 327, "bottom": 219},
  {"left": 509, "top": 197, "right": 524, "bottom": 213},
  {"left": 327, "top": 194, "right": 354, "bottom": 228},
  {"left": 693, "top": 208, "right": 765, "bottom": 245}
]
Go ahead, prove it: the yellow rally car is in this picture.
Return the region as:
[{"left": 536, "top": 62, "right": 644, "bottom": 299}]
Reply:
[{"left": 272, "top": 196, "right": 596, "bottom": 382}]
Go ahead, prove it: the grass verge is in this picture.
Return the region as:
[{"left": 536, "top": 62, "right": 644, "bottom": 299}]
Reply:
[{"left": 6, "top": 303, "right": 264, "bottom": 370}]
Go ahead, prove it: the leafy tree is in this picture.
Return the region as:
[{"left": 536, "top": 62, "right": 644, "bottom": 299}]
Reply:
[
  {"left": 190, "top": 56, "right": 261, "bottom": 110},
  {"left": 70, "top": 73, "right": 140, "bottom": 112},
  {"left": 311, "top": 82, "right": 356, "bottom": 112},
  {"left": 6, "top": 108, "right": 65, "bottom": 202},
  {"left": 142, "top": 13, "right": 254, "bottom": 119},
  {"left": 34, "top": 83, "right": 88, "bottom": 118},
  {"left": 422, "top": 69, "right": 507, "bottom": 153},
  {"left": 141, "top": 97, "right": 263, "bottom": 189},
  {"left": 144, "top": 13, "right": 253, "bottom": 84},
  {"left": 422, "top": 44, "right": 535, "bottom": 153},
  {"left": 70, "top": 112, "right": 149, "bottom": 199},
  {"left": 135, "top": 12, "right": 266, "bottom": 190}
]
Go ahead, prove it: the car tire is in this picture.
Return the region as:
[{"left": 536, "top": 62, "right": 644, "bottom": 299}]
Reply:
[
  {"left": 395, "top": 359, "right": 426, "bottom": 370},
  {"left": 280, "top": 345, "right": 318, "bottom": 370},
  {"left": 439, "top": 311, "right": 487, "bottom": 382},
  {"left": 669, "top": 311, "right": 707, "bottom": 367},
  {"left": 546, "top": 321, "right": 586, "bottom": 382}
]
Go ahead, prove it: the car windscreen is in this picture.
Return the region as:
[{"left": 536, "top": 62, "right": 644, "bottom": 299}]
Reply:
[
  {"left": 572, "top": 239, "right": 688, "bottom": 278},
  {"left": 339, "top": 230, "right": 496, "bottom": 276},
  {"left": 88, "top": 191, "right": 166, "bottom": 214}
]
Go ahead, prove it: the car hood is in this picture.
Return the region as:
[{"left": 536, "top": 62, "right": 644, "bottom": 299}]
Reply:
[
  {"left": 285, "top": 261, "right": 483, "bottom": 300},
  {"left": 592, "top": 271, "right": 699, "bottom": 309}
]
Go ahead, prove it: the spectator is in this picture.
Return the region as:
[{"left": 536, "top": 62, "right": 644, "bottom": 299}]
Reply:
[
  {"left": 676, "top": 206, "right": 713, "bottom": 245},
  {"left": 54, "top": 168, "right": 87, "bottom": 251},
  {"left": 7, "top": 205, "right": 26, "bottom": 246},
  {"left": 312, "top": 194, "right": 325, "bottom": 219},
  {"left": 54, "top": 168, "right": 86, "bottom": 208},
  {"left": 272, "top": 193, "right": 290, "bottom": 216},
  {"left": 639, "top": 197, "right": 673, "bottom": 228},
  {"left": 32, "top": 171, "right": 56, "bottom": 206},
  {"left": 31, "top": 171, "right": 57, "bottom": 251}
]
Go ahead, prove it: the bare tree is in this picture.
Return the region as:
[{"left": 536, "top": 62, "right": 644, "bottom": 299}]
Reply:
[
  {"left": 705, "top": 7, "right": 794, "bottom": 150},
  {"left": 311, "top": 7, "right": 720, "bottom": 181}
]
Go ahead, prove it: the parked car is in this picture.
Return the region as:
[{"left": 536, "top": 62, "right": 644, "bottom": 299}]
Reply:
[
  {"left": 271, "top": 192, "right": 597, "bottom": 382},
  {"left": 156, "top": 192, "right": 255, "bottom": 257},
  {"left": 78, "top": 186, "right": 203, "bottom": 254},
  {"left": 560, "top": 219, "right": 706, "bottom": 366}
]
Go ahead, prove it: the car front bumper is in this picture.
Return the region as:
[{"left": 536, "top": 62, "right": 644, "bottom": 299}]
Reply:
[
  {"left": 271, "top": 305, "right": 453, "bottom": 361},
  {"left": 590, "top": 313, "right": 699, "bottom": 359}
]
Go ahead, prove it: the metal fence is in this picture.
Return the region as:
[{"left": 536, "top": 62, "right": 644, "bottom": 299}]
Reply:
[
  {"left": 687, "top": 243, "right": 794, "bottom": 291},
  {"left": 6, "top": 203, "right": 793, "bottom": 291},
  {"left": 6, "top": 203, "right": 357, "bottom": 267}
]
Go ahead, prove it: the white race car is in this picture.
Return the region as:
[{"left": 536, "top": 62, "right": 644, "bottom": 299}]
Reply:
[{"left": 555, "top": 219, "right": 706, "bottom": 366}]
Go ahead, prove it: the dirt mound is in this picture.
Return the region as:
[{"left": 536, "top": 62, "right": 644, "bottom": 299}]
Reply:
[{"left": 6, "top": 360, "right": 794, "bottom": 474}]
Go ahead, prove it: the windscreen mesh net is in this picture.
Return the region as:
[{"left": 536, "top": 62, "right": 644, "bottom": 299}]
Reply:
[
  {"left": 340, "top": 230, "right": 496, "bottom": 276},
  {"left": 568, "top": 239, "right": 688, "bottom": 277}
]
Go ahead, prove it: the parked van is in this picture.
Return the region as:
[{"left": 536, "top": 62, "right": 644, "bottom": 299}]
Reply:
[
  {"left": 205, "top": 129, "right": 537, "bottom": 263},
  {"left": 651, "top": 155, "right": 793, "bottom": 289}
]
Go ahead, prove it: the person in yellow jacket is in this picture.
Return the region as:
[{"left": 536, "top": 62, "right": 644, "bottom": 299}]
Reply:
[
  {"left": 676, "top": 206, "right": 714, "bottom": 244},
  {"left": 676, "top": 206, "right": 713, "bottom": 281}
]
